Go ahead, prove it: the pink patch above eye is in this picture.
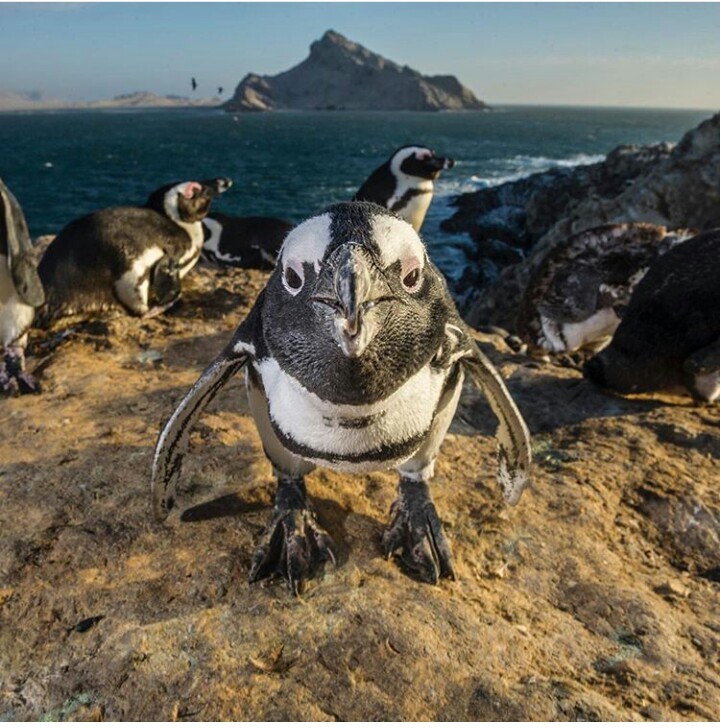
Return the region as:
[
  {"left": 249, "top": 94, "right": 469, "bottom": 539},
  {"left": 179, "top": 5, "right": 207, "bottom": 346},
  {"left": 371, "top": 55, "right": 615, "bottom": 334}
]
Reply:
[{"left": 183, "top": 182, "right": 202, "bottom": 198}]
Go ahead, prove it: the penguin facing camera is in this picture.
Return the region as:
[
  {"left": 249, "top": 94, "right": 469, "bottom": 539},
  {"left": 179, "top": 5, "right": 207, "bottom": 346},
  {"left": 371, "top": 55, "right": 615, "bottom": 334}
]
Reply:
[
  {"left": 38, "top": 177, "right": 231, "bottom": 323},
  {"left": 516, "top": 223, "right": 697, "bottom": 357},
  {"left": 0, "top": 179, "right": 45, "bottom": 394},
  {"left": 354, "top": 145, "right": 454, "bottom": 232},
  {"left": 152, "top": 201, "right": 532, "bottom": 595},
  {"left": 202, "top": 213, "right": 293, "bottom": 271},
  {"left": 584, "top": 229, "right": 720, "bottom": 402}
]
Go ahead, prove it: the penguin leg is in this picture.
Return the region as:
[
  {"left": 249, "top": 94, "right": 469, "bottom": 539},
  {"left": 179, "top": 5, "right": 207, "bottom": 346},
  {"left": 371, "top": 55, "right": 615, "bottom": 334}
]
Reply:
[
  {"left": 382, "top": 477, "right": 455, "bottom": 584},
  {"left": 249, "top": 475, "right": 336, "bottom": 596},
  {"left": 383, "top": 368, "right": 464, "bottom": 583},
  {"left": 1, "top": 336, "right": 40, "bottom": 395}
]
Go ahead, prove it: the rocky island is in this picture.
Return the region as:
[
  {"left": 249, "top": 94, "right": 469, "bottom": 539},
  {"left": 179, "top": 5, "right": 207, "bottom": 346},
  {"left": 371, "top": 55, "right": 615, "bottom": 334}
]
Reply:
[{"left": 223, "top": 30, "right": 487, "bottom": 113}]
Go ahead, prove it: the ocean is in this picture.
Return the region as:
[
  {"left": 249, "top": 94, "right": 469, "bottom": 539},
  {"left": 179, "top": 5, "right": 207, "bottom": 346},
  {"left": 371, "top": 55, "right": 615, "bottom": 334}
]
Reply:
[{"left": 0, "top": 105, "right": 712, "bottom": 282}]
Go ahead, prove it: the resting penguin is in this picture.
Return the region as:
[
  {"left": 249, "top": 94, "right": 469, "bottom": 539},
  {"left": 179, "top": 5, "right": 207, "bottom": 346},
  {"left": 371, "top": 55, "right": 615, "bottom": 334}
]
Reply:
[
  {"left": 353, "top": 145, "right": 455, "bottom": 232},
  {"left": 37, "top": 178, "right": 231, "bottom": 322},
  {"left": 516, "top": 223, "right": 698, "bottom": 356},
  {"left": 0, "top": 179, "right": 45, "bottom": 394},
  {"left": 152, "top": 201, "right": 532, "bottom": 594},
  {"left": 202, "top": 213, "right": 293, "bottom": 270},
  {"left": 584, "top": 230, "right": 720, "bottom": 402}
]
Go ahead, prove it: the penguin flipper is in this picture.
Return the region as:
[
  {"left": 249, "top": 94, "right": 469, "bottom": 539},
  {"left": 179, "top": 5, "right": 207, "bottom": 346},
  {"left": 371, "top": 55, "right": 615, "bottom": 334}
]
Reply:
[
  {"left": 0, "top": 179, "right": 45, "bottom": 308},
  {"left": 151, "top": 303, "right": 263, "bottom": 520},
  {"left": 461, "top": 344, "right": 532, "bottom": 506}
]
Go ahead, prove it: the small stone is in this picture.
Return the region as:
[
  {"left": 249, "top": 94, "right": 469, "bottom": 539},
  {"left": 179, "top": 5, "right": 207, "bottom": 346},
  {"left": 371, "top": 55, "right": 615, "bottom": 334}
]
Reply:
[{"left": 655, "top": 579, "right": 691, "bottom": 598}]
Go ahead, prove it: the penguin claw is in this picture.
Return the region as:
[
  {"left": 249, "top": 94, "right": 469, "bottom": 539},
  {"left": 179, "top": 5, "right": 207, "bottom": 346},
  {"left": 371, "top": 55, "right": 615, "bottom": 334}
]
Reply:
[
  {"left": 249, "top": 506, "right": 336, "bottom": 596},
  {"left": 0, "top": 357, "right": 41, "bottom": 396},
  {"left": 382, "top": 479, "right": 455, "bottom": 584}
]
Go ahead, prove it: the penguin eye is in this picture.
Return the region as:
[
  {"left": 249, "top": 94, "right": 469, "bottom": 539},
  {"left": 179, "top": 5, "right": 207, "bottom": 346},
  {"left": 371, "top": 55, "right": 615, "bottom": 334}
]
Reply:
[
  {"left": 401, "top": 266, "right": 422, "bottom": 293},
  {"left": 282, "top": 261, "right": 305, "bottom": 295}
]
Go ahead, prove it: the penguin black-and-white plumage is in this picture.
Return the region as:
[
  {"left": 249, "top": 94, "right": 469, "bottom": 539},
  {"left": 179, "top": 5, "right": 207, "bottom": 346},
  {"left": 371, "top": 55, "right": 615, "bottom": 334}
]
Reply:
[
  {"left": 353, "top": 145, "right": 454, "bottom": 232},
  {"left": 202, "top": 213, "right": 292, "bottom": 270},
  {"left": 516, "top": 223, "right": 698, "bottom": 355},
  {"left": 0, "top": 179, "right": 45, "bottom": 394},
  {"left": 151, "top": 201, "right": 532, "bottom": 593},
  {"left": 37, "top": 178, "right": 231, "bottom": 322},
  {"left": 584, "top": 229, "right": 720, "bottom": 402}
]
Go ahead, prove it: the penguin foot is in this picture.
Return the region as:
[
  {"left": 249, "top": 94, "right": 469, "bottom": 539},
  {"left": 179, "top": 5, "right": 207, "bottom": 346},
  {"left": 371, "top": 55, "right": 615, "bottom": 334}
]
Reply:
[
  {"left": 1, "top": 349, "right": 41, "bottom": 396},
  {"left": 249, "top": 477, "right": 336, "bottom": 596},
  {"left": 382, "top": 478, "right": 455, "bottom": 584},
  {"left": 141, "top": 298, "right": 181, "bottom": 320}
]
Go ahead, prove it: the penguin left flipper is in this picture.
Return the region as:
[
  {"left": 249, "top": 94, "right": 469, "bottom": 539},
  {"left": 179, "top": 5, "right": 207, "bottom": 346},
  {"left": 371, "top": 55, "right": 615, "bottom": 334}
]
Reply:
[
  {"left": 151, "top": 303, "right": 262, "bottom": 519},
  {"left": 1, "top": 181, "right": 45, "bottom": 308},
  {"left": 460, "top": 343, "right": 532, "bottom": 506}
]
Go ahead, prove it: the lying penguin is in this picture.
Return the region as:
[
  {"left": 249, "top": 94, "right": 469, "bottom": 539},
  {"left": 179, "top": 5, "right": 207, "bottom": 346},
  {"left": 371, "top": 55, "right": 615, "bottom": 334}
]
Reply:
[
  {"left": 354, "top": 145, "right": 454, "bottom": 232},
  {"left": 152, "top": 201, "right": 532, "bottom": 594},
  {"left": 584, "top": 230, "right": 720, "bottom": 402},
  {"left": 38, "top": 178, "right": 231, "bottom": 322},
  {"left": 0, "top": 179, "right": 45, "bottom": 394},
  {"left": 516, "top": 223, "right": 697, "bottom": 355},
  {"left": 202, "top": 213, "right": 293, "bottom": 270}
]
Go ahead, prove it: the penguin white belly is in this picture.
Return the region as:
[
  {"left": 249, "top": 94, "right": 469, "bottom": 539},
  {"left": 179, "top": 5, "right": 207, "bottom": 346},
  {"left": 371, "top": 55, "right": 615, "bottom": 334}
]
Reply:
[
  {"left": 176, "top": 222, "right": 205, "bottom": 278},
  {"left": 389, "top": 179, "right": 433, "bottom": 232},
  {"left": 540, "top": 308, "right": 620, "bottom": 353},
  {"left": 0, "top": 257, "right": 34, "bottom": 347},
  {"left": 254, "top": 356, "right": 452, "bottom": 473},
  {"left": 692, "top": 372, "right": 720, "bottom": 402},
  {"left": 401, "top": 193, "right": 433, "bottom": 232}
]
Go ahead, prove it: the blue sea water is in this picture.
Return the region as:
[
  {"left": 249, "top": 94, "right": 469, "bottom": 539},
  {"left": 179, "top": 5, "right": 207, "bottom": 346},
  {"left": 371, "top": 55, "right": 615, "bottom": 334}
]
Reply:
[{"left": 0, "top": 105, "right": 712, "bottom": 281}]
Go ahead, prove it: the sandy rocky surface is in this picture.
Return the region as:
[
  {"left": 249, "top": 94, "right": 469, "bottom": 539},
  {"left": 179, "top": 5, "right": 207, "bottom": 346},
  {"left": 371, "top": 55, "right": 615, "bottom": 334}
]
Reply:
[{"left": 1, "top": 263, "right": 719, "bottom": 721}]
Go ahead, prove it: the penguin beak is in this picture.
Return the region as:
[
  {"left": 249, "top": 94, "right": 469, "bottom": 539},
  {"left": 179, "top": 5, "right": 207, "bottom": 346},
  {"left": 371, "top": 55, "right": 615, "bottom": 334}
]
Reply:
[
  {"left": 313, "top": 245, "right": 393, "bottom": 358},
  {"left": 198, "top": 178, "right": 233, "bottom": 197}
]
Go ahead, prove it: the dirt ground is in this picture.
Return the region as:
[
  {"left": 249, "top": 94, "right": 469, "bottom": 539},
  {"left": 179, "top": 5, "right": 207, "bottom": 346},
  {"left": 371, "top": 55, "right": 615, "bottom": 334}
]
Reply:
[{"left": 1, "top": 263, "right": 718, "bottom": 721}]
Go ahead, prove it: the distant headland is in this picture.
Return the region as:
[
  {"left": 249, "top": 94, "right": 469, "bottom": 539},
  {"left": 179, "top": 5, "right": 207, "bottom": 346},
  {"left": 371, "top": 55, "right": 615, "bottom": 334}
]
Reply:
[
  {"left": 223, "top": 30, "right": 488, "bottom": 113},
  {"left": 0, "top": 91, "right": 220, "bottom": 113}
]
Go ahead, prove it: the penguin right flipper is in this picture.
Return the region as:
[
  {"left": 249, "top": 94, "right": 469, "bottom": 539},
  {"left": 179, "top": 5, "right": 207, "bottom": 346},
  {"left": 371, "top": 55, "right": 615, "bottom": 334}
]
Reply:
[
  {"left": 151, "top": 298, "right": 263, "bottom": 519},
  {"left": 151, "top": 256, "right": 182, "bottom": 306}
]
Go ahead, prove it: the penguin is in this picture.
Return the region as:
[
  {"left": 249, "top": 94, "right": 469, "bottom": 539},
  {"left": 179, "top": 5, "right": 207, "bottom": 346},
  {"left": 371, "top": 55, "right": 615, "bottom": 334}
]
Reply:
[
  {"left": 151, "top": 201, "right": 532, "bottom": 594},
  {"left": 202, "top": 213, "right": 293, "bottom": 271},
  {"left": 38, "top": 178, "right": 231, "bottom": 322},
  {"left": 516, "top": 223, "right": 698, "bottom": 356},
  {"left": 584, "top": 229, "right": 720, "bottom": 402},
  {"left": 0, "top": 179, "right": 45, "bottom": 394},
  {"left": 353, "top": 145, "right": 455, "bottom": 232}
]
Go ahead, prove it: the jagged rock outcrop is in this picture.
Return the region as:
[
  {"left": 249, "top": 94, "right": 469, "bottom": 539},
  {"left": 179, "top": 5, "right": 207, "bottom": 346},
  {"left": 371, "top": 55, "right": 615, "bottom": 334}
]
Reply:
[
  {"left": 444, "top": 113, "right": 720, "bottom": 329},
  {"left": 223, "top": 30, "right": 487, "bottom": 112}
]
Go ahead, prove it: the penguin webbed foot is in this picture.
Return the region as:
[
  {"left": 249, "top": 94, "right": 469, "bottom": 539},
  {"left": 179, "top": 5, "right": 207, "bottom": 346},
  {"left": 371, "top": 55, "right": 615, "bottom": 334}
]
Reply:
[
  {"left": 249, "top": 477, "right": 336, "bottom": 596},
  {"left": 382, "top": 478, "right": 455, "bottom": 584},
  {"left": 1, "top": 348, "right": 41, "bottom": 396}
]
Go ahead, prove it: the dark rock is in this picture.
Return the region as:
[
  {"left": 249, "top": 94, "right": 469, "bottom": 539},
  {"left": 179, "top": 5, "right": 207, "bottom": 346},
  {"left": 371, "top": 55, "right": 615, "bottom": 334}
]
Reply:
[{"left": 446, "top": 113, "right": 720, "bottom": 330}]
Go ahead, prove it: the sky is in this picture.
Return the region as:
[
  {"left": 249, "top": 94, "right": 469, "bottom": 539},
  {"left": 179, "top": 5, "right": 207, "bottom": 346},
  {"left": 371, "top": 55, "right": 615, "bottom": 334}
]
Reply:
[{"left": 1, "top": 2, "right": 719, "bottom": 109}]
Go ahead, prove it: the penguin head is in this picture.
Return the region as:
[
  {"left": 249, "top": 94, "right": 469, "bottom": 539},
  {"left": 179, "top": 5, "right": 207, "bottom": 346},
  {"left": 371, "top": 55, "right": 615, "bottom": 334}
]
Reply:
[
  {"left": 145, "top": 177, "right": 233, "bottom": 224},
  {"left": 390, "top": 145, "right": 455, "bottom": 182},
  {"left": 262, "top": 202, "right": 452, "bottom": 404}
]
